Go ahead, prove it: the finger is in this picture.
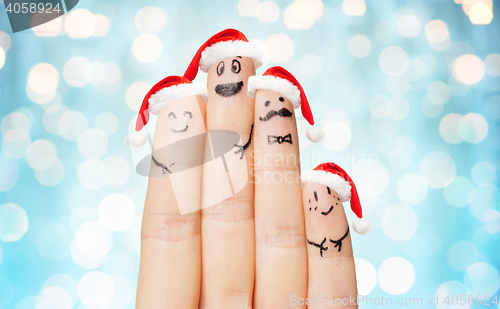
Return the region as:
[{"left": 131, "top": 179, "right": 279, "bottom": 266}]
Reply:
[
  {"left": 199, "top": 56, "right": 256, "bottom": 308},
  {"left": 253, "top": 89, "right": 308, "bottom": 308},
  {"left": 302, "top": 181, "right": 358, "bottom": 309},
  {"left": 136, "top": 95, "right": 206, "bottom": 309}
]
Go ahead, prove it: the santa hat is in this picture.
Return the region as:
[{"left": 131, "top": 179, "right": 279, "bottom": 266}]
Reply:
[
  {"left": 248, "top": 66, "right": 325, "bottom": 143},
  {"left": 183, "top": 28, "right": 264, "bottom": 81},
  {"left": 301, "top": 162, "right": 372, "bottom": 235},
  {"left": 124, "top": 75, "right": 208, "bottom": 147}
]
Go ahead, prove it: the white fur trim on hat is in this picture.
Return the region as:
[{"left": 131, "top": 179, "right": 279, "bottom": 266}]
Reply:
[
  {"left": 148, "top": 82, "right": 208, "bottom": 115},
  {"left": 353, "top": 218, "right": 372, "bottom": 235},
  {"left": 301, "top": 170, "right": 351, "bottom": 202},
  {"left": 306, "top": 125, "right": 325, "bottom": 143},
  {"left": 124, "top": 131, "right": 147, "bottom": 147},
  {"left": 248, "top": 75, "right": 301, "bottom": 109},
  {"left": 200, "top": 40, "right": 264, "bottom": 73}
]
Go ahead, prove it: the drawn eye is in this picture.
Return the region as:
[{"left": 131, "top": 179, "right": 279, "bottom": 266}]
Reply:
[
  {"left": 231, "top": 59, "right": 241, "bottom": 74},
  {"left": 168, "top": 112, "right": 177, "bottom": 119},
  {"left": 183, "top": 111, "right": 192, "bottom": 118},
  {"left": 279, "top": 97, "right": 284, "bottom": 102},
  {"left": 217, "top": 61, "right": 225, "bottom": 76},
  {"left": 264, "top": 100, "right": 270, "bottom": 107}
]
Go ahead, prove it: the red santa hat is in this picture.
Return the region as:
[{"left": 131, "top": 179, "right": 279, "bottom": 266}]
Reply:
[
  {"left": 301, "top": 162, "right": 372, "bottom": 235},
  {"left": 247, "top": 66, "right": 325, "bottom": 143},
  {"left": 183, "top": 28, "right": 264, "bottom": 81},
  {"left": 124, "top": 75, "right": 208, "bottom": 147}
]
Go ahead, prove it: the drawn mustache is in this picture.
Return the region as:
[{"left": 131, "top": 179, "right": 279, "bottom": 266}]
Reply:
[
  {"left": 215, "top": 81, "right": 244, "bottom": 97},
  {"left": 259, "top": 108, "right": 293, "bottom": 121}
]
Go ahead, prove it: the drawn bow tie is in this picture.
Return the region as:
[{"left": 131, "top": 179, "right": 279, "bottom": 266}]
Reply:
[{"left": 268, "top": 134, "right": 292, "bottom": 145}]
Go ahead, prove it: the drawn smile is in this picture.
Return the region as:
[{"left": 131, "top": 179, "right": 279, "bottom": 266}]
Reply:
[
  {"left": 321, "top": 206, "right": 334, "bottom": 216},
  {"left": 170, "top": 125, "right": 188, "bottom": 133},
  {"left": 215, "top": 81, "right": 244, "bottom": 97}
]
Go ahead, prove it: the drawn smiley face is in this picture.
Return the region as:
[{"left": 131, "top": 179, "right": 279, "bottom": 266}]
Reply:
[
  {"left": 304, "top": 182, "right": 341, "bottom": 217},
  {"left": 209, "top": 56, "right": 255, "bottom": 98},
  {"left": 167, "top": 110, "right": 192, "bottom": 133},
  {"left": 258, "top": 92, "right": 293, "bottom": 122}
]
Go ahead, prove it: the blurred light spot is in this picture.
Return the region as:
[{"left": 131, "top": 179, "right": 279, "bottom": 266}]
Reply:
[
  {"left": 16, "top": 296, "right": 41, "bottom": 309},
  {"left": 102, "top": 252, "right": 134, "bottom": 279},
  {"left": 26, "top": 85, "right": 57, "bottom": 104},
  {"left": 469, "top": 3, "right": 493, "bottom": 24},
  {"left": 0, "top": 47, "right": 4, "bottom": 70},
  {"left": 37, "top": 286, "right": 73, "bottom": 309},
  {"left": 352, "top": 163, "right": 389, "bottom": 197},
  {"left": 386, "top": 75, "right": 409, "bottom": 96},
  {"left": 98, "top": 194, "right": 135, "bottom": 231},
  {"left": 448, "top": 241, "right": 479, "bottom": 271},
  {"left": 370, "top": 114, "right": 400, "bottom": 136},
  {"left": 43, "top": 105, "right": 69, "bottom": 135},
  {"left": 322, "top": 121, "right": 351, "bottom": 151},
  {"left": 27, "top": 139, "right": 57, "bottom": 171},
  {"left": 388, "top": 136, "right": 416, "bottom": 169},
  {"left": 421, "top": 95, "right": 443, "bottom": 118},
  {"left": 132, "top": 33, "right": 162, "bottom": 63},
  {"left": 68, "top": 185, "right": 104, "bottom": 211},
  {"left": 379, "top": 46, "right": 409, "bottom": 76},
  {"left": 64, "top": 57, "right": 93, "bottom": 88},
  {"left": 78, "top": 159, "right": 107, "bottom": 190},
  {"left": 121, "top": 217, "right": 141, "bottom": 254},
  {"left": 469, "top": 184, "right": 498, "bottom": 222},
  {"left": 284, "top": 0, "right": 323, "bottom": 30},
  {"left": 471, "top": 161, "right": 496, "bottom": 185},
  {"left": 35, "top": 157, "right": 65, "bottom": 186},
  {"left": 435, "top": 281, "right": 471, "bottom": 309},
  {"left": 464, "top": 262, "right": 500, "bottom": 296},
  {"left": 92, "top": 14, "right": 111, "bottom": 37},
  {"left": 58, "top": 111, "right": 88, "bottom": 141},
  {"left": 104, "top": 156, "right": 130, "bottom": 187},
  {"left": 473, "top": 226, "right": 500, "bottom": 261},
  {"left": 299, "top": 53, "right": 322, "bottom": 77},
  {"left": 94, "top": 113, "right": 119, "bottom": 136},
  {"left": 265, "top": 33, "right": 294, "bottom": 63},
  {"left": 452, "top": 54, "right": 485, "bottom": 85},
  {"left": 397, "top": 174, "right": 427, "bottom": 205},
  {"left": 419, "top": 151, "right": 456, "bottom": 188},
  {"left": 0, "top": 273, "right": 14, "bottom": 308},
  {"left": 425, "top": 20, "right": 449, "bottom": 43},
  {"left": 417, "top": 53, "right": 437, "bottom": 76},
  {"left": 126, "top": 82, "right": 151, "bottom": 112},
  {"left": 78, "top": 129, "right": 108, "bottom": 159},
  {"left": 320, "top": 109, "right": 351, "bottom": 127},
  {"left": 427, "top": 81, "right": 450, "bottom": 105},
  {"left": 374, "top": 21, "right": 397, "bottom": 44},
  {"left": 69, "top": 207, "right": 97, "bottom": 234},
  {"left": 1, "top": 112, "right": 31, "bottom": 135},
  {"left": 256, "top": 1, "right": 280, "bottom": 22},
  {"left": 406, "top": 58, "right": 426, "bottom": 82},
  {"left": 343, "top": 0, "right": 366, "bottom": 16},
  {"left": 443, "top": 176, "right": 475, "bottom": 207},
  {"left": 78, "top": 271, "right": 114, "bottom": 308},
  {"left": 32, "top": 14, "right": 62, "bottom": 36},
  {"left": 28, "top": 63, "right": 59, "bottom": 95},
  {"left": 43, "top": 274, "right": 78, "bottom": 305},
  {"left": 458, "top": 113, "right": 488, "bottom": 143},
  {"left": 462, "top": 0, "right": 492, "bottom": 15},
  {"left": 397, "top": 14, "right": 421, "bottom": 37},
  {"left": 485, "top": 213, "right": 500, "bottom": 234},
  {"left": 0, "top": 31, "right": 11, "bottom": 52},
  {"left": 369, "top": 94, "right": 389, "bottom": 118},
  {"left": 382, "top": 204, "right": 418, "bottom": 241},
  {"left": 439, "top": 113, "right": 463, "bottom": 143},
  {"left": 377, "top": 257, "right": 415, "bottom": 294},
  {"left": 387, "top": 97, "right": 409, "bottom": 120},
  {"left": 1, "top": 129, "right": 31, "bottom": 159},
  {"left": 73, "top": 221, "right": 113, "bottom": 262},
  {"left": 0, "top": 203, "right": 28, "bottom": 242},
  {"left": 108, "top": 274, "right": 133, "bottom": 309},
  {"left": 0, "top": 155, "right": 18, "bottom": 192},
  {"left": 355, "top": 259, "right": 377, "bottom": 295},
  {"left": 135, "top": 7, "right": 168, "bottom": 33},
  {"left": 403, "top": 234, "right": 426, "bottom": 258},
  {"left": 65, "top": 9, "right": 96, "bottom": 38},
  {"left": 238, "top": 0, "right": 259, "bottom": 17},
  {"left": 348, "top": 35, "right": 371, "bottom": 58},
  {"left": 485, "top": 54, "right": 500, "bottom": 77},
  {"left": 448, "top": 76, "right": 470, "bottom": 96}
]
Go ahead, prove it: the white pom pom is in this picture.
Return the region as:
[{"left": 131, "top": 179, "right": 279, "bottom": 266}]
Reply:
[
  {"left": 353, "top": 218, "right": 372, "bottom": 235},
  {"left": 306, "top": 125, "right": 325, "bottom": 143},
  {"left": 124, "top": 131, "right": 147, "bottom": 147}
]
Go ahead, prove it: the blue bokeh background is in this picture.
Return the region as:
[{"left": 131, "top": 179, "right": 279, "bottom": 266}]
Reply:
[{"left": 0, "top": 0, "right": 499, "bottom": 308}]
